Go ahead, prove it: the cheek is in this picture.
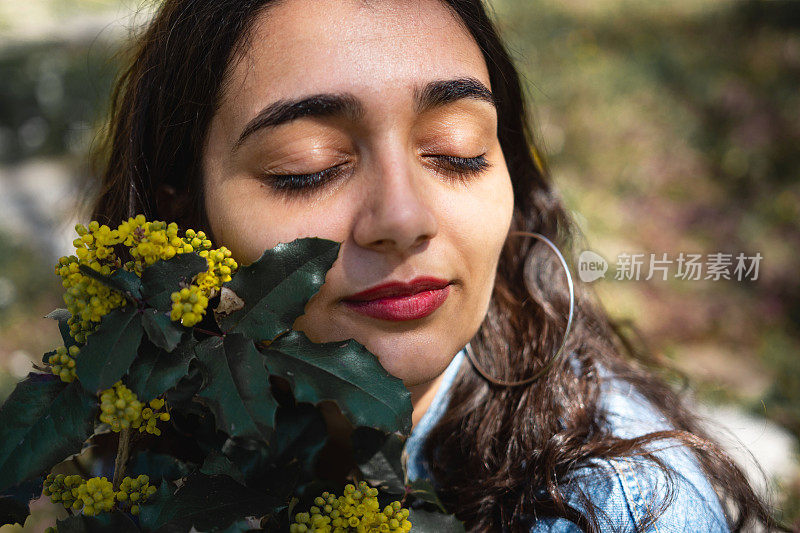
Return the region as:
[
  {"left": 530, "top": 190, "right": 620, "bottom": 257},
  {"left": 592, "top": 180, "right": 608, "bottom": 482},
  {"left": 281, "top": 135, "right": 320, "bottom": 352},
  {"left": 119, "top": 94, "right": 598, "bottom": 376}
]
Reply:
[
  {"left": 455, "top": 170, "right": 514, "bottom": 311},
  {"left": 448, "top": 172, "right": 513, "bottom": 270},
  {"left": 204, "top": 178, "right": 351, "bottom": 265}
]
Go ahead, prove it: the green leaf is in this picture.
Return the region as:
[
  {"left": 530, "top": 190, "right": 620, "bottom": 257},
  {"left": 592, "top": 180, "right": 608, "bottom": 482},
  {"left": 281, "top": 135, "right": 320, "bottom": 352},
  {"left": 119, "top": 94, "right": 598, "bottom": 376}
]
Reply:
[
  {"left": 200, "top": 449, "right": 245, "bottom": 485},
  {"left": 270, "top": 403, "right": 327, "bottom": 474},
  {"left": 45, "top": 308, "right": 78, "bottom": 349},
  {"left": 41, "top": 349, "right": 55, "bottom": 366},
  {"left": 219, "top": 238, "right": 340, "bottom": 341},
  {"left": 195, "top": 334, "right": 277, "bottom": 441},
  {"left": 163, "top": 362, "right": 203, "bottom": 407},
  {"left": 141, "top": 309, "right": 185, "bottom": 352},
  {"left": 141, "top": 253, "right": 208, "bottom": 312},
  {"left": 407, "top": 508, "right": 466, "bottom": 532},
  {"left": 408, "top": 478, "right": 448, "bottom": 513},
  {"left": 46, "top": 308, "right": 71, "bottom": 322},
  {"left": 221, "top": 402, "right": 327, "bottom": 501},
  {"left": 139, "top": 472, "right": 283, "bottom": 533},
  {"left": 262, "top": 330, "right": 412, "bottom": 433},
  {"left": 352, "top": 428, "right": 406, "bottom": 495},
  {"left": 259, "top": 403, "right": 327, "bottom": 500},
  {"left": 126, "top": 451, "right": 194, "bottom": 483},
  {"left": 77, "top": 265, "right": 141, "bottom": 300},
  {"left": 0, "top": 374, "right": 97, "bottom": 492},
  {"left": 0, "top": 496, "right": 28, "bottom": 528},
  {"left": 127, "top": 337, "right": 197, "bottom": 401},
  {"left": 75, "top": 307, "right": 144, "bottom": 393},
  {"left": 56, "top": 511, "right": 139, "bottom": 533},
  {"left": 109, "top": 268, "right": 144, "bottom": 299},
  {"left": 0, "top": 476, "right": 42, "bottom": 527}
]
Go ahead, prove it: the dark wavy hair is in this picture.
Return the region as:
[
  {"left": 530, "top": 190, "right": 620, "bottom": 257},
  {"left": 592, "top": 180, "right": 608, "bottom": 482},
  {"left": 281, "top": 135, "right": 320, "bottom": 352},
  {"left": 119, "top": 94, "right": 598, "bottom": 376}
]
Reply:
[{"left": 89, "top": 0, "right": 783, "bottom": 531}]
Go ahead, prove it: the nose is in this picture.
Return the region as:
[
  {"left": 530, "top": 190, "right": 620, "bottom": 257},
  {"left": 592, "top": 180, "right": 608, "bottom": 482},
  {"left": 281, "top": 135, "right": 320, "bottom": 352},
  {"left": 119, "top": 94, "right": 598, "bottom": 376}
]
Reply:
[{"left": 352, "top": 153, "right": 438, "bottom": 255}]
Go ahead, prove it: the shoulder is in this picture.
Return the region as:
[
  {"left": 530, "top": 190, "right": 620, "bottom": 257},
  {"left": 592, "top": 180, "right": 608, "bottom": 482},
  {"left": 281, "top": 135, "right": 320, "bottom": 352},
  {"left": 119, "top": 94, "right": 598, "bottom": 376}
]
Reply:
[{"left": 527, "top": 377, "right": 730, "bottom": 533}]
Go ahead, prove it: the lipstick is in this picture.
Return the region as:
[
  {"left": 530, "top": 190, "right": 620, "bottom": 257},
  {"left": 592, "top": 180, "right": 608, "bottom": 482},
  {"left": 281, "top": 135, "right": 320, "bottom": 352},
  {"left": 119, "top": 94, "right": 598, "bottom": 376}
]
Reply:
[{"left": 342, "top": 277, "right": 451, "bottom": 321}]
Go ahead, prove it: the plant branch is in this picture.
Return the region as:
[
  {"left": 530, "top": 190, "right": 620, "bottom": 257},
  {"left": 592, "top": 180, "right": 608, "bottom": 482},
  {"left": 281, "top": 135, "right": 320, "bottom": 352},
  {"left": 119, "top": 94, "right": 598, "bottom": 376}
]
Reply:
[
  {"left": 112, "top": 428, "right": 131, "bottom": 490},
  {"left": 193, "top": 326, "right": 223, "bottom": 337}
]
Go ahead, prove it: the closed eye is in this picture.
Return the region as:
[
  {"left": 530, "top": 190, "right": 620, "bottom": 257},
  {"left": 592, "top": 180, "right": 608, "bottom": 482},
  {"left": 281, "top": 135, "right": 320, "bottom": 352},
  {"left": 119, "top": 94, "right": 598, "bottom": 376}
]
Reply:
[
  {"left": 424, "top": 154, "right": 491, "bottom": 181},
  {"left": 259, "top": 154, "right": 491, "bottom": 193},
  {"left": 259, "top": 162, "right": 349, "bottom": 192}
]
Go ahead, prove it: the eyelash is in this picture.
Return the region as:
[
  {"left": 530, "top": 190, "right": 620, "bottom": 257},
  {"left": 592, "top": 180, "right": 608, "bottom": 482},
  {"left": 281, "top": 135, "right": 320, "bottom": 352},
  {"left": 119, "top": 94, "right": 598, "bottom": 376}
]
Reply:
[{"left": 262, "top": 154, "right": 491, "bottom": 192}]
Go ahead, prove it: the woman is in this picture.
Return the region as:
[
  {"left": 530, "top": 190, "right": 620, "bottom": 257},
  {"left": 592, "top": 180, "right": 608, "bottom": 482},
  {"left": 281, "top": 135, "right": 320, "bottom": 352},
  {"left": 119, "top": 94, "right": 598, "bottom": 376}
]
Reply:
[{"left": 90, "top": 0, "right": 781, "bottom": 531}]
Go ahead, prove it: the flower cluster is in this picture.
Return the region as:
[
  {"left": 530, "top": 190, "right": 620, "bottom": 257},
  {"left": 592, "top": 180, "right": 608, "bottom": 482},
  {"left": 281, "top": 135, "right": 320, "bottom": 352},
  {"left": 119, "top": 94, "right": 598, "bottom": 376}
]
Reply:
[
  {"left": 116, "top": 474, "right": 158, "bottom": 515},
  {"left": 71, "top": 476, "right": 116, "bottom": 516},
  {"left": 42, "top": 473, "right": 84, "bottom": 510},
  {"left": 42, "top": 473, "right": 158, "bottom": 519},
  {"left": 139, "top": 397, "right": 170, "bottom": 436},
  {"left": 99, "top": 381, "right": 169, "bottom": 435},
  {"left": 42, "top": 474, "right": 115, "bottom": 516},
  {"left": 56, "top": 253, "right": 125, "bottom": 343},
  {"left": 170, "top": 244, "right": 237, "bottom": 327},
  {"left": 54, "top": 215, "right": 238, "bottom": 342},
  {"left": 47, "top": 345, "right": 79, "bottom": 383},
  {"left": 291, "top": 481, "right": 412, "bottom": 533},
  {"left": 169, "top": 286, "right": 209, "bottom": 328},
  {"left": 99, "top": 381, "right": 143, "bottom": 432}
]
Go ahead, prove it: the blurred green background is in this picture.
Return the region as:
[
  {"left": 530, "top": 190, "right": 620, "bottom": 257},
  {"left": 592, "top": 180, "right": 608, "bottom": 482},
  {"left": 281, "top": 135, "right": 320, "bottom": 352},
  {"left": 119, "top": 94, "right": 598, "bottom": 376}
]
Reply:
[{"left": 0, "top": 0, "right": 798, "bottom": 530}]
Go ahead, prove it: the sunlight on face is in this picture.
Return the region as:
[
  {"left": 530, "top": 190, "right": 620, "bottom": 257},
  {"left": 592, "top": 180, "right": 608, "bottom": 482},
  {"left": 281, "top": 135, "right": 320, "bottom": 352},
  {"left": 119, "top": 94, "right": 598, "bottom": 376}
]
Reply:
[{"left": 202, "top": 0, "right": 514, "bottom": 393}]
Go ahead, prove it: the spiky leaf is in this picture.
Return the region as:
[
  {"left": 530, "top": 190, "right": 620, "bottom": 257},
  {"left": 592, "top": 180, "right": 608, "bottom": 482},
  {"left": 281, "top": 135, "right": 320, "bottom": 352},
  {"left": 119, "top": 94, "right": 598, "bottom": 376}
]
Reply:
[
  {"left": 0, "top": 374, "right": 96, "bottom": 491},
  {"left": 126, "top": 451, "right": 194, "bottom": 484},
  {"left": 219, "top": 238, "right": 340, "bottom": 341},
  {"left": 78, "top": 265, "right": 141, "bottom": 300},
  {"left": 201, "top": 449, "right": 246, "bottom": 485},
  {"left": 408, "top": 509, "right": 466, "bottom": 532},
  {"left": 141, "top": 253, "right": 208, "bottom": 312},
  {"left": 45, "top": 308, "right": 78, "bottom": 349},
  {"left": 56, "top": 511, "right": 139, "bottom": 532},
  {"left": 195, "top": 334, "right": 277, "bottom": 441},
  {"left": 270, "top": 403, "right": 327, "bottom": 474},
  {"left": 75, "top": 307, "right": 143, "bottom": 393},
  {"left": 138, "top": 473, "right": 282, "bottom": 533},
  {"left": 0, "top": 476, "right": 42, "bottom": 527},
  {"left": 141, "top": 309, "right": 185, "bottom": 353},
  {"left": 262, "top": 330, "right": 412, "bottom": 433},
  {"left": 352, "top": 429, "right": 406, "bottom": 495},
  {"left": 127, "top": 337, "right": 197, "bottom": 401}
]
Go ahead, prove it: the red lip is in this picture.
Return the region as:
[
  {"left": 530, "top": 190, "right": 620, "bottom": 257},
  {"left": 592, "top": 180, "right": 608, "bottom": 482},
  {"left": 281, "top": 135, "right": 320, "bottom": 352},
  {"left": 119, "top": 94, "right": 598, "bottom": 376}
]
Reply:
[
  {"left": 343, "top": 276, "right": 452, "bottom": 321},
  {"left": 345, "top": 277, "right": 451, "bottom": 301}
]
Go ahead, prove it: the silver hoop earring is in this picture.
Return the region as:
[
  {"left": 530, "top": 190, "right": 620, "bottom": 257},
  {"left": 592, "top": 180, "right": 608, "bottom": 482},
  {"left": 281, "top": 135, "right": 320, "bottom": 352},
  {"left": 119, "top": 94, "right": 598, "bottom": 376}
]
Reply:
[{"left": 464, "top": 231, "right": 575, "bottom": 387}]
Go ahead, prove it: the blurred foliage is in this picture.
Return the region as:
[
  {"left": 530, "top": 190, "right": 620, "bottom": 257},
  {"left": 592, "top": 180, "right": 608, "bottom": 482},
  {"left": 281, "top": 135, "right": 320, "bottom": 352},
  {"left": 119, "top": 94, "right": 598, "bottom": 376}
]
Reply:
[
  {"left": 0, "top": 231, "right": 62, "bottom": 399},
  {"left": 0, "top": 41, "right": 118, "bottom": 163},
  {"left": 492, "top": 0, "right": 800, "bottom": 524},
  {"left": 494, "top": 0, "right": 800, "bottom": 420}
]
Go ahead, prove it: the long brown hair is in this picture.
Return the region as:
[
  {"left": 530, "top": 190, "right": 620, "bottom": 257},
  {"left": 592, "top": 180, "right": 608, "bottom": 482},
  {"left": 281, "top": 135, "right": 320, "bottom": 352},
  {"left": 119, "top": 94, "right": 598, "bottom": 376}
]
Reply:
[{"left": 89, "top": 0, "right": 782, "bottom": 531}]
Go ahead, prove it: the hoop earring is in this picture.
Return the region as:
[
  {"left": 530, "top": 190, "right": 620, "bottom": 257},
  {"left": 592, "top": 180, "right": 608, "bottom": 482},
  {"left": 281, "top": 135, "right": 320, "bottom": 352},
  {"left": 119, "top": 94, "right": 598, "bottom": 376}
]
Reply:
[{"left": 464, "top": 231, "right": 575, "bottom": 387}]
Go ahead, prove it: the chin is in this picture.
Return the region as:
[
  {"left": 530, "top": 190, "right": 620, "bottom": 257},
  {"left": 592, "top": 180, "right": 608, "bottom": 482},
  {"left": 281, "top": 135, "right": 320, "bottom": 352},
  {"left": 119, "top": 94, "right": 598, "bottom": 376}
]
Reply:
[
  {"left": 362, "top": 335, "right": 454, "bottom": 385},
  {"left": 295, "top": 309, "right": 461, "bottom": 383}
]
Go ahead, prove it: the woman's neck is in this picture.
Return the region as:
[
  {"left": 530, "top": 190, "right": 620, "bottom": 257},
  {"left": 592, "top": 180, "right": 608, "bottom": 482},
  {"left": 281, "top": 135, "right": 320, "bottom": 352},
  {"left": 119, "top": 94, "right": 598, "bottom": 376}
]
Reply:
[{"left": 408, "top": 370, "right": 448, "bottom": 431}]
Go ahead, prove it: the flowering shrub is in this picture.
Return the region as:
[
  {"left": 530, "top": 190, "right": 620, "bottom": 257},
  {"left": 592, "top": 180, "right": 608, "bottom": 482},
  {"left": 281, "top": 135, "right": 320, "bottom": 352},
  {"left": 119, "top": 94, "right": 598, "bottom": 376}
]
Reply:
[{"left": 0, "top": 217, "right": 462, "bottom": 532}]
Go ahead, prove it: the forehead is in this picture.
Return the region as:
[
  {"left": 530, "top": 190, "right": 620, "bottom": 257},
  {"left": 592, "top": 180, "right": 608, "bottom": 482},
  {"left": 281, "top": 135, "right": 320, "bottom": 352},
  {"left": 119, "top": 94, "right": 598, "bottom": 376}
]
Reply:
[{"left": 223, "top": 0, "right": 490, "bottom": 113}]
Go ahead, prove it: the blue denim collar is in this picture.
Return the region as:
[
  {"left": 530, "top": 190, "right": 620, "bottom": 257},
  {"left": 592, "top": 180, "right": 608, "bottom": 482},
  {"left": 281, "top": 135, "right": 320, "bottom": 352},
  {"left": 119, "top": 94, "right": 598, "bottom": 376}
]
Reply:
[{"left": 403, "top": 346, "right": 467, "bottom": 484}]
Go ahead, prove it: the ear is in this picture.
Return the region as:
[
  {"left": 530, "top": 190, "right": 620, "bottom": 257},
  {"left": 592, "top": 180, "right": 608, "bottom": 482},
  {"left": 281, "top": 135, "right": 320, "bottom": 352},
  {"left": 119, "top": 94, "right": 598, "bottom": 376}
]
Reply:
[{"left": 155, "top": 183, "right": 192, "bottom": 225}]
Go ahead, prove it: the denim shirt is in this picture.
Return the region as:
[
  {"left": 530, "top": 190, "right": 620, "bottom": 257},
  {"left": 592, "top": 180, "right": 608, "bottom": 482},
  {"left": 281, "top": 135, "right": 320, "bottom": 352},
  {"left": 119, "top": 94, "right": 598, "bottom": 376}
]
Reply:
[{"left": 403, "top": 348, "right": 730, "bottom": 532}]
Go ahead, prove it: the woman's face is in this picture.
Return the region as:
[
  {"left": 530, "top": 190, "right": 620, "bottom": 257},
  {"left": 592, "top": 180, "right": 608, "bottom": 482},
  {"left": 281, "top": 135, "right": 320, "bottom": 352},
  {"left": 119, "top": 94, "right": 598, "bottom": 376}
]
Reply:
[{"left": 202, "top": 0, "right": 514, "bottom": 392}]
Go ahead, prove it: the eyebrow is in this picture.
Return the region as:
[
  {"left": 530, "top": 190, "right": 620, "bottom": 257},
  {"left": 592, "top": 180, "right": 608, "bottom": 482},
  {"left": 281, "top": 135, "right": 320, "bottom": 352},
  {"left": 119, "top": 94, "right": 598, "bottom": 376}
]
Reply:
[{"left": 232, "top": 76, "right": 496, "bottom": 151}]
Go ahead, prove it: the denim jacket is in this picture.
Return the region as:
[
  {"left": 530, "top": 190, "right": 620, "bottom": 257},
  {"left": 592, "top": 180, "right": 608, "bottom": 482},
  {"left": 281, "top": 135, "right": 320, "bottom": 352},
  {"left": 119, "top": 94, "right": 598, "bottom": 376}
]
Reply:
[{"left": 403, "top": 348, "right": 730, "bottom": 532}]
